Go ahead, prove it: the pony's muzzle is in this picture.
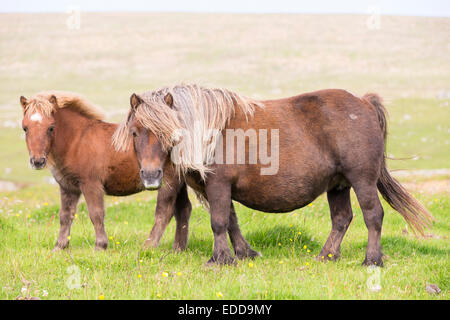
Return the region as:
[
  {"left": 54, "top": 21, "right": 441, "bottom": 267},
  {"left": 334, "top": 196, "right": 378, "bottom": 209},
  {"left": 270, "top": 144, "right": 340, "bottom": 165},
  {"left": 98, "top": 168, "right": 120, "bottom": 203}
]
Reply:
[
  {"left": 30, "top": 157, "right": 47, "bottom": 170},
  {"left": 140, "top": 168, "right": 162, "bottom": 190}
]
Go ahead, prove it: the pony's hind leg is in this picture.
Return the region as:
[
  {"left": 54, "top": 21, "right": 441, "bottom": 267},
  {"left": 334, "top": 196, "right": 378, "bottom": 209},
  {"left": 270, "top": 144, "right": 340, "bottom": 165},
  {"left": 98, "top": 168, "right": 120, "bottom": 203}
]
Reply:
[
  {"left": 228, "top": 202, "right": 261, "bottom": 259},
  {"left": 173, "top": 184, "right": 192, "bottom": 251},
  {"left": 318, "top": 187, "right": 353, "bottom": 261},
  {"left": 53, "top": 187, "right": 81, "bottom": 251},
  {"left": 352, "top": 181, "right": 384, "bottom": 266}
]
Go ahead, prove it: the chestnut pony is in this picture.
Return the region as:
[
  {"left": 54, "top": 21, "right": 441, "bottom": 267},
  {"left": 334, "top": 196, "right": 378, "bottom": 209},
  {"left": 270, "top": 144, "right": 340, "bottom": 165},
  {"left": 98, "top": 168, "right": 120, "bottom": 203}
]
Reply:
[
  {"left": 113, "top": 84, "right": 433, "bottom": 266},
  {"left": 20, "top": 92, "right": 191, "bottom": 251}
]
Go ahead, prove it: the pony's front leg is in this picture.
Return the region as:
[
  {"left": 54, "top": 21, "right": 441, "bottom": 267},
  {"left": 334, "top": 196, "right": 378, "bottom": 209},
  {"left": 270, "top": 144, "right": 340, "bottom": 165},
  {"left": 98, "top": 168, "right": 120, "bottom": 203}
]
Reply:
[
  {"left": 173, "top": 184, "right": 192, "bottom": 251},
  {"left": 53, "top": 187, "right": 80, "bottom": 251},
  {"left": 144, "top": 183, "right": 178, "bottom": 249},
  {"left": 80, "top": 183, "right": 108, "bottom": 250},
  {"left": 206, "top": 180, "right": 234, "bottom": 265}
]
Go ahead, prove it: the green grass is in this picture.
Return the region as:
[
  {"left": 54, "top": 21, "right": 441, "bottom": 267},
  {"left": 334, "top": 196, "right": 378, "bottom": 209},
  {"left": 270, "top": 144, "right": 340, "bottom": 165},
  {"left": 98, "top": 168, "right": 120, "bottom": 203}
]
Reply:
[
  {"left": 387, "top": 98, "right": 450, "bottom": 170},
  {"left": 0, "top": 185, "right": 448, "bottom": 300}
]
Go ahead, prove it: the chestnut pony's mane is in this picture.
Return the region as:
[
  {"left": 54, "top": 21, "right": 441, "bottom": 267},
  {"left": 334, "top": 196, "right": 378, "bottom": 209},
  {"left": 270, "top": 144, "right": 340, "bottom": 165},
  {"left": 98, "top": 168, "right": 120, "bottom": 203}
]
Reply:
[
  {"left": 24, "top": 91, "right": 105, "bottom": 120},
  {"left": 113, "top": 84, "right": 264, "bottom": 180}
]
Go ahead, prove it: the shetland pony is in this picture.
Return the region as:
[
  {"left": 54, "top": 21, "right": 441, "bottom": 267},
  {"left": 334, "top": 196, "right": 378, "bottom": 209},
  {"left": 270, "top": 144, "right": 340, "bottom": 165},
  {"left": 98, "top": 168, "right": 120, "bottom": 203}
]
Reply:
[
  {"left": 113, "top": 84, "right": 433, "bottom": 266},
  {"left": 20, "top": 92, "right": 191, "bottom": 250}
]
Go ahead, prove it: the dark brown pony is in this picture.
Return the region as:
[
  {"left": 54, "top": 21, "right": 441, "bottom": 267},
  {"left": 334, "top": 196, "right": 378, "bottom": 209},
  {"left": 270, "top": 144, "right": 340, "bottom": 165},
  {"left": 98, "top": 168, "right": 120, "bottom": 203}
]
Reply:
[
  {"left": 20, "top": 92, "right": 191, "bottom": 251},
  {"left": 113, "top": 84, "right": 433, "bottom": 266}
]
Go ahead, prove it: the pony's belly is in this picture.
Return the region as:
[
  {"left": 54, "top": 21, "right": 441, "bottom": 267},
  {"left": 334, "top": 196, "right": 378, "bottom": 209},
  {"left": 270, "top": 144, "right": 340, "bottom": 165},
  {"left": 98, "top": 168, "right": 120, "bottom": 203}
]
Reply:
[
  {"left": 230, "top": 167, "right": 338, "bottom": 213},
  {"left": 104, "top": 174, "right": 144, "bottom": 196},
  {"left": 231, "top": 179, "right": 322, "bottom": 213},
  {"left": 233, "top": 194, "right": 312, "bottom": 213},
  {"left": 105, "top": 185, "right": 144, "bottom": 197}
]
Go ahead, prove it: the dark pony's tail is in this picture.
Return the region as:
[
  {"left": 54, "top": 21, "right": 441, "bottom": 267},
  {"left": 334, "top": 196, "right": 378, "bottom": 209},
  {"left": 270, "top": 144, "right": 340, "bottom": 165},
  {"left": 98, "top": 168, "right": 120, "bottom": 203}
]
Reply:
[{"left": 363, "top": 93, "right": 434, "bottom": 235}]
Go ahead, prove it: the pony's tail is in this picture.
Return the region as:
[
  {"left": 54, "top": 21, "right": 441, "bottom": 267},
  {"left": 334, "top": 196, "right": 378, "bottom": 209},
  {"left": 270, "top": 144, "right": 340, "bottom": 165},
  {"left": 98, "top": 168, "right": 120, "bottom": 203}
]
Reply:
[{"left": 363, "top": 93, "right": 434, "bottom": 235}]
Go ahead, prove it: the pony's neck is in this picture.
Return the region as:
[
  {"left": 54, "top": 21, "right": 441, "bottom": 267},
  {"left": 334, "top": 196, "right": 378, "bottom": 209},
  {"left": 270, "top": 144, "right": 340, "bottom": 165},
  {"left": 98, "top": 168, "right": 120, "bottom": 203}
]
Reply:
[{"left": 49, "top": 108, "right": 99, "bottom": 167}]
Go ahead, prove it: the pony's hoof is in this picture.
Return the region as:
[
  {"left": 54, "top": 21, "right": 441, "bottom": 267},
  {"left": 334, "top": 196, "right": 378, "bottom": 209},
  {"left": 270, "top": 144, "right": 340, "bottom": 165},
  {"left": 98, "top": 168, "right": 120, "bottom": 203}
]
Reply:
[
  {"left": 172, "top": 243, "right": 187, "bottom": 252},
  {"left": 144, "top": 238, "right": 158, "bottom": 249},
  {"left": 52, "top": 245, "right": 66, "bottom": 252},
  {"left": 235, "top": 248, "right": 262, "bottom": 260},
  {"left": 94, "top": 242, "right": 108, "bottom": 251},
  {"left": 206, "top": 254, "right": 235, "bottom": 266},
  {"left": 53, "top": 241, "right": 69, "bottom": 252},
  {"left": 316, "top": 253, "right": 339, "bottom": 262},
  {"left": 362, "top": 256, "right": 383, "bottom": 267}
]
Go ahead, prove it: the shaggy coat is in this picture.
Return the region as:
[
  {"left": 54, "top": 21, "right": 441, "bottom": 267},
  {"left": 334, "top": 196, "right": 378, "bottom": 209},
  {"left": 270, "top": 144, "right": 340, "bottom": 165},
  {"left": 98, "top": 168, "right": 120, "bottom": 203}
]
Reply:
[
  {"left": 20, "top": 92, "right": 191, "bottom": 250},
  {"left": 115, "top": 84, "right": 433, "bottom": 266}
]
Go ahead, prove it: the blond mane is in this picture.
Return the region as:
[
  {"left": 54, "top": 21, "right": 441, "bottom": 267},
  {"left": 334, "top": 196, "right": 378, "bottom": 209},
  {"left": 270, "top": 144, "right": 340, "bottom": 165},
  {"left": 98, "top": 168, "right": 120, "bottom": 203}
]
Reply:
[
  {"left": 113, "top": 84, "right": 263, "bottom": 179},
  {"left": 25, "top": 91, "right": 105, "bottom": 120}
]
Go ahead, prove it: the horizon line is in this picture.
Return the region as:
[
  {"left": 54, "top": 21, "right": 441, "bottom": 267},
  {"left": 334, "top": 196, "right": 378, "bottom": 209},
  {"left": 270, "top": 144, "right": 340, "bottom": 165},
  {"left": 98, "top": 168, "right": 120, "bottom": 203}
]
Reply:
[{"left": 0, "top": 10, "right": 449, "bottom": 18}]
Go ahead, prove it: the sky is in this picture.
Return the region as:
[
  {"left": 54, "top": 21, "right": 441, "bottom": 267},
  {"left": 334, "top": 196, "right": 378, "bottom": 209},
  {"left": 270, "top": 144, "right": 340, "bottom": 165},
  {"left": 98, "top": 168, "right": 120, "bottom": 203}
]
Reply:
[{"left": 1, "top": 0, "right": 450, "bottom": 17}]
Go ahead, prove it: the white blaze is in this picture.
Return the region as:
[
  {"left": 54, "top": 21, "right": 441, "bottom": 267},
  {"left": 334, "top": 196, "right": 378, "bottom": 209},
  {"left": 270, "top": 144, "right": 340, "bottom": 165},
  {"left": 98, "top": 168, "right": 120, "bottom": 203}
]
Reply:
[{"left": 30, "top": 113, "right": 43, "bottom": 123}]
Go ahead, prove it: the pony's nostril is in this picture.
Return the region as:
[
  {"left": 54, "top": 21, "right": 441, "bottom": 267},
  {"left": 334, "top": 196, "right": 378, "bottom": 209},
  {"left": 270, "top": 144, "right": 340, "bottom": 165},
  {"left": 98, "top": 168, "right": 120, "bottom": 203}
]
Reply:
[{"left": 155, "top": 169, "right": 162, "bottom": 179}]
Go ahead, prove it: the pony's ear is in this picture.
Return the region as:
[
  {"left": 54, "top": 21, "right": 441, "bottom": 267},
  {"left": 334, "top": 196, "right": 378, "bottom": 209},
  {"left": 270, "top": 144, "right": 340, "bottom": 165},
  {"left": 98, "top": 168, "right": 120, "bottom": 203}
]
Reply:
[
  {"left": 130, "top": 93, "right": 143, "bottom": 110},
  {"left": 164, "top": 92, "right": 174, "bottom": 108},
  {"left": 20, "top": 96, "right": 28, "bottom": 111},
  {"left": 48, "top": 95, "right": 58, "bottom": 107}
]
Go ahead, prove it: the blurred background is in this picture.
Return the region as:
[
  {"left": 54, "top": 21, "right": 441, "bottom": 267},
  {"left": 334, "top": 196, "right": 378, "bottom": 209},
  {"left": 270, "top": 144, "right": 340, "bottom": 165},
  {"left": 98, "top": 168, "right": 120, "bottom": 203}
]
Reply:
[{"left": 0, "top": 0, "right": 449, "bottom": 191}]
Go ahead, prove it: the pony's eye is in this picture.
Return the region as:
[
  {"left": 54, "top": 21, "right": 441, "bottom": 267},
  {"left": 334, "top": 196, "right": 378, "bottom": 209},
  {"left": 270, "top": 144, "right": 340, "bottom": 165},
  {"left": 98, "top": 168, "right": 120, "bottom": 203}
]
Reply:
[
  {"left": 48, "top": 126, "right": 54, "bottom": 133},
  {"left": 132, "top": 131, "right": 137, "bottom": 137},
  {"left": 23, "top": 127, "right": 28, "bottom": 133}
]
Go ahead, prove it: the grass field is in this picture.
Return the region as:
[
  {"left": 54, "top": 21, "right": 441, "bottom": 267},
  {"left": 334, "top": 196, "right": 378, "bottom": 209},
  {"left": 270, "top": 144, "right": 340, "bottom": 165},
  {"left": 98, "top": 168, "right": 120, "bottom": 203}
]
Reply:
[
  {"left": 0, "top": 12, "right": 448, "bottom": 300},
  {"left": 0, "top": 185, "right": 448, "bottom": 300}
]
